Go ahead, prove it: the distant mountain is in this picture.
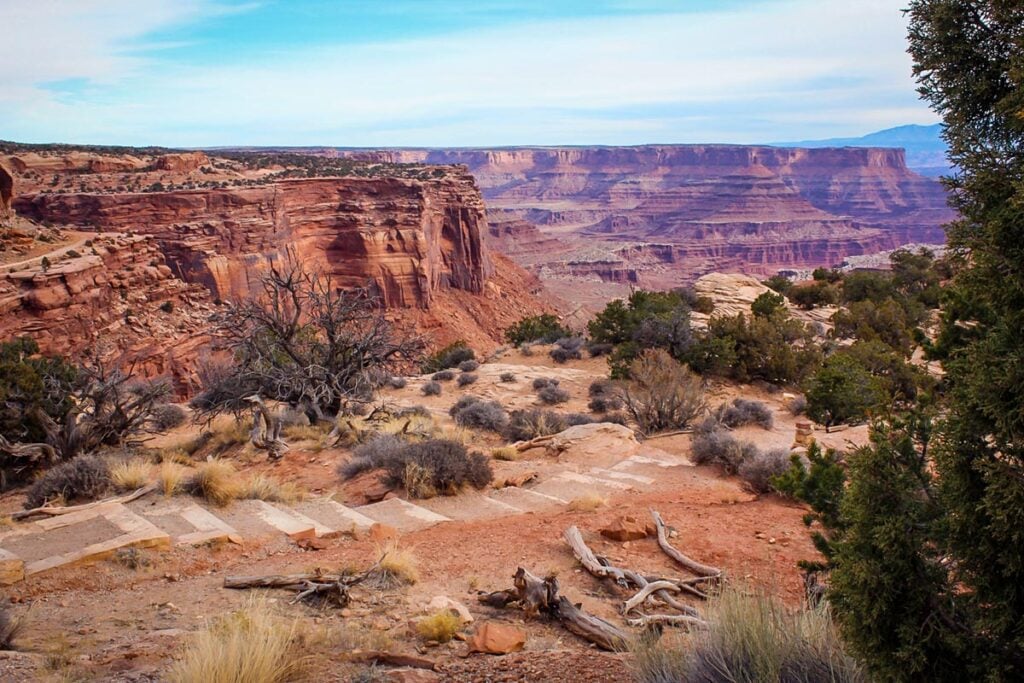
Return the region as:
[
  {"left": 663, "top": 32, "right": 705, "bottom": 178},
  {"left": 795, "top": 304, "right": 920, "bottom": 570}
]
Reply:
[{"left": 774, "top": 124, "right": 951, "bottom": 177}]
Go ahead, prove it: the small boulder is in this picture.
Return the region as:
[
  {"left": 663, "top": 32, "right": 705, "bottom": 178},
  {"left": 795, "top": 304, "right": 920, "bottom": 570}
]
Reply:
[
  {"left": 426, "top": 595, "right": 473, "bottom": 624},
  {"left": 600, "top": 515, "right": 655, "bottom": 542},
  {"left": 467, "top": 621, "right": 526, "bottom": 655},
  {"left": 384, "top": 669, "right": 440, "bottom": 683}
]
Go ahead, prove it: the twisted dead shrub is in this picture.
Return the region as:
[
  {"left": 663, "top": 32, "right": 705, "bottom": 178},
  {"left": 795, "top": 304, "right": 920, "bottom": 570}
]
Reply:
[{"left": 618, "top": 349, "right": 705, "bottom": 433}]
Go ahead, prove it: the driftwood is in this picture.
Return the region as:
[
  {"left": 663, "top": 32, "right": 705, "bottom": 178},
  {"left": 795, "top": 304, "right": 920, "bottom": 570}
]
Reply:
[
  {"left": 480, "top": 566, "right": 630, "bottom": 651},
  {"left": 625, "top": 614, "right": 709, "bottom": 629},
  {"left": 224, "top": 563, "right": 378, "bottom": 607},
  {"left": 11, "top": 483, "right": 157, "bottom": 521},
  {"left": 514, "top": 434, "right": 557, "bottom": 452},
  {"left": 650, "top": 510, "right": 722, "bottom": 579},
  {"left": 564, "top": 524, "right": 709, "bottom": 629}
]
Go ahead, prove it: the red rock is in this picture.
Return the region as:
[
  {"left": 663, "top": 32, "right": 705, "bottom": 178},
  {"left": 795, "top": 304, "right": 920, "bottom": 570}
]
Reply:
[
  {"left": 0, "top": 163, "right": 13, "bottom": 217},
  {"left": 152, "top": 152, "right": 209, "bottom": 173},
  {"left": 384, "top": 669, "right": 440, "bottom": 683},
  {"left": 467, "top": 622, "right": 526, "bottom": 655},
  {"left": 600, "top": 515, "right": 655, "bottom": 542},
  {"left": 368, "top": 523, "right": 399, "bottom": 543}
]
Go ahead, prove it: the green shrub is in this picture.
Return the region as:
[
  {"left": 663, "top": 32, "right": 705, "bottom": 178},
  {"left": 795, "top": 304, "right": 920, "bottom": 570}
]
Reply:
[
  {"left": 789, "top": 281, "right": 840, "bottom": 309},
  {"left": 804, "top": 354, "right": 887, "bottom": 427},
  {"left": 763, "top": 274, "right": 794, "bottom": 294},
  {"left": 421, "top": 342, "right": 475, "bottom": 374},
  {"left": 751, "top": 291, "right": 786, "bottom": 318},
  {"left": 504, "top": 314, "right": 570, "bottom": 345}
]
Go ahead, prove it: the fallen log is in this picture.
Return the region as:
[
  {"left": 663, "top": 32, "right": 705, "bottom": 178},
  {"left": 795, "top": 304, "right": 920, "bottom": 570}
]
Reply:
[
  {"left": 650, "top": 510, "right": 722, "bottom": 578},
  {"left": 12, "top": 483, "right": 157, "bottom": 521},
  {"left": 224, "top": 561, "right": 379, "bottom": 607},
  {"left": 625, "top": 614, "right": 709, "bottom": 629},
  {"left": 483, "top": 566, "right": 630, "bottom": 651},
  {"left": 563, "top": 526, "right": 631, "bottom": 586}
]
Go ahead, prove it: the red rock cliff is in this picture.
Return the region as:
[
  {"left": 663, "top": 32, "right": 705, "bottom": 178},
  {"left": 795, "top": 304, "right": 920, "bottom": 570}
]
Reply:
[{"left": 15, "top": 172, "right": 494, "bottom": 309}]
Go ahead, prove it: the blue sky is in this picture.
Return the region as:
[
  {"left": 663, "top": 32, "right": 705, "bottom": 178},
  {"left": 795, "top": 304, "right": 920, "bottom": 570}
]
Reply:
[{"left": 0, "top": 0, "right": 937, "bottom": 147}]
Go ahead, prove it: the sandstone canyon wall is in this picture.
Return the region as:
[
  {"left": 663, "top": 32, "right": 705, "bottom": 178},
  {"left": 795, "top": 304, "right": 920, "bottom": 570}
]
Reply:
[
  {"left": 0, "top": 234, "right": 213, "bottom": 393},
  {"left": 333, "top": 145, "right": 953, "bottom": 304},
  {"left": 15, "top": 173, "right": 494, "bottom": 309}
]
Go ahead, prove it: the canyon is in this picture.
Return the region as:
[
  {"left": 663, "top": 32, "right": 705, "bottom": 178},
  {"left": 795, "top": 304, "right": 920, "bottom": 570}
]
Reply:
[
  {"left": 1, "top": 149, "right": 548, "bottom": 390},
  {"left": 328, "top": 145, "right": 952, "bottom": 306}
]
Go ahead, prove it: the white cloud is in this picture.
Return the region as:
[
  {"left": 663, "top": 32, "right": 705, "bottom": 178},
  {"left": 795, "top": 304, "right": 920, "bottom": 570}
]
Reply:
[{"left": 0, "top": 0, "right": 937, "bottom": 145}]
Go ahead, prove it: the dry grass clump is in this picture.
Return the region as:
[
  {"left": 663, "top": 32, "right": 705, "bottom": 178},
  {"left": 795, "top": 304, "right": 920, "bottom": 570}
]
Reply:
[
  {"left": 372, "top": 541, "right": 419, "bottom": 587},
  {"left": 568, "top": 492, "right": 608, "bottom": 511},
  {"left": 491, "top": 445, "right": 518, "bottom": 461},
  {"left": 169, "top": 599, "right": 308, "bottom": 683},
  {"left": 503, "top": 408, "right": 568, "bottom": 441},
  {"left": 158, "top": 460, "right": 190, "bottom": 496},
  {"left": 632, "top": 586, "right": 864, "bottom": 683},
  {"left": 499, "top": 372, "right": 516, "bottom": 383},
  {"left": 26, "top": 455, "right": 111, "bottom": 509},
  {"left": 417, "top": 611, "right": 461, "bottom": 643},
  {"left": 690, "top": 421, "right": 756, "bottom": 474},
  {"left": 241, "top": 474, "right": 306, "bottom": 504},
  {"left": 282, "top": 423, "right": 329, "bottom": 442},
  {"left": 338, "top": 433, "right": 405, "bottom": 480},
  {"left": 206, "top": 416, "right": 252, "bottom": 454},
  {"left": 110, "top": 457, "right": 153, "bottom": 492},
  {"left": 185, "top": 459, "right": 242, "bottom": 506}
]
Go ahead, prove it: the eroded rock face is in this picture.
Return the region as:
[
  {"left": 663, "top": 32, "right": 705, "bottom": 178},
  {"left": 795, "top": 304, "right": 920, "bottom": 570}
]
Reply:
[
  {"left": 338, "top": 145, "right": 953, "bottom": 299},
  {"left": 15, "top": 173, "right": 493, "bottom": 309},
  {"left": 0, "top": 234, "right": 213, "bottom": 394},
  {"left": 0, "top": 164, "right": 12, "bottom": 218},
  {"left": 151, "top": 151, "right": 209, "bottom": 173}
]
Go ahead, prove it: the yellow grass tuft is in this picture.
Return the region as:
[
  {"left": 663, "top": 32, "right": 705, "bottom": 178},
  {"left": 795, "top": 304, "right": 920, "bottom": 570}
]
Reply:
[
  {"left": 158, "top": 461, "right": 189, "bottom": 497},
  {"left": 375, "top": 540, "right": 419, "bottom": 586},
  {"left": 491, "top": 445, "right": 518, "bottom": 461},
  {"left": 241, "top": 474, "right": 306, "bottom": 504},
  {"left": 110, "top": 458, "right": 153, "bottom": 492},
  {"left": 568, "top": 492, "right": 608, "bottom": 511},
  {"left": 169, "top": 599, "right": 307, "bottom": 683},
  {"left": 282, "top": 423, "right": 330, "bottom": 442},
  {"left": 416, "top": 610, "right": 461, "bottom": 643},
  {"left": 207, "top": 416, "right": 252, "bottom": 454},
  {"left": 186, "top": 459, "right": 242, "bottom": 506}
]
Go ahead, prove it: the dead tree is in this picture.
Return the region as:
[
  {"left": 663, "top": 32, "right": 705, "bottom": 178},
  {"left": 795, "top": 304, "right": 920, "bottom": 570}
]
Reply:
[
  {"left": 244, "top": 395, "right": 288, "bottom": 460},
  {"left": 224, "top": 563, "right": 379, "bottom": 608},
  {"left": 480, "top": 567, "right": 630, "bottom": 651},
  {"left": 196, "top": 265, "right": 424, "bottom": 424}
]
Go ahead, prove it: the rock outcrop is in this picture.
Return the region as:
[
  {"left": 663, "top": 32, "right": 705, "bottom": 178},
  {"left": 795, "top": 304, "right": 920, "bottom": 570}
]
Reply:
[
  {"left": 151, "top": 152, "right": 209, "bottom": 173},
  {"left": 333, "top": 145, "right": 953, "bottom": 305},
  {"left": 0, "top": 233, "right": 213, "bottom": 393},
  {"left": 15, "top": 173, "right": 494, "bottom": 309}
]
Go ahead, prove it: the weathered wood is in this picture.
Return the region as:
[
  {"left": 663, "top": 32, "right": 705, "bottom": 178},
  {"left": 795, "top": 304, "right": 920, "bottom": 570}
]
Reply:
[
  {"left": 515, "top": 434, "right": 557, "bottom": 452},
  {"left": 225, "top": 561, "right": 378, "bottom": 607},
  {"left": 625, "top": 614, "right": 709, "bottom": 629},
  {"left": 513, "top": 566, "right": 556, "bottom": 617},
  {"left": 564, "top": 526, "right": 630, "bottom": 586},
  {"left": 623, "top": 580, "right": 683, "bottom": 616},
  {"left": 11, "top": 483, "right": 157, "bottom": 521},
  {"left": 650, "top": 510, "right": 722, "bottom": 578},
  {"left": 224, "top": 572, "right": 335, "bottom": 589},
  {"left": 552, "top": 596, "right": 630, "bottom": 652}
]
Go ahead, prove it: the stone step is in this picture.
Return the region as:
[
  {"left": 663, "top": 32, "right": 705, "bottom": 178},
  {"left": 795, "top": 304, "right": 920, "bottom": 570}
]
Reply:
[
  {"left": 294, "top": 498, "right": 376, "bottom": 535},
  {"left": 354, "top": 498, "right": 451, "bottom": 532},
  {"left": 0, "top": 503, "right": 170, "bottom": 580},
  {"left": 609, "top": 454, "right": 688, "bottom": 477},
  {"left": 415, "top": 490, "right": 523, "bottom": 521},
  {"left": 127, "top": 498, "right": 239, "bottom": 546},
  {"left": 588, "top": 467, "right": 655, "bottom": 486},
  {"left": 214, "top": 500, "right": 316, "bottom": 540},
  {"left": 487, "top": 486, "right": 566, "bottom": 512},
  {"left": 532, "top": 471, "right": 635, "bottom": 502}
]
